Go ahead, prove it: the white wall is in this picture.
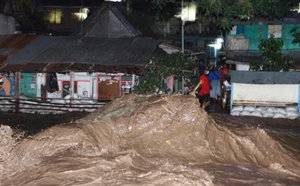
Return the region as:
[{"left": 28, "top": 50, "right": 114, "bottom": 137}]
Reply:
[
  {"left": 236, "top": 64, "right": 250, "bottom": 71},
  {"left": 38, "top": 72, "right": 126, "bottom": 100},
  {"left": 232, "top": 83, "right": 299, "bottom": 106}
]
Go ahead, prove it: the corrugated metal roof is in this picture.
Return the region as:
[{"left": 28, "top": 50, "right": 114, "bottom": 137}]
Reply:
[
  {"left": 3, "top": 62, "right": 146, "bottom": 74},
  {"left": 0, "top": 34, "right": 39, "bottom": 71},
  {"left": 0, "top": 64, "right": 25, "bottom": 72},
  {"left": 108, "top": 4, "right": 141, "bottom": 36},
  {"left": 0, "top": 54, "right": 9, "bottom": 68},
  {"left": 1, "top": 36, "right": 161, "bottom": 74},
  {"left": 5, "top": 35, "right": 57, "bottom": 64},
  {"left": 29, "top": 36, "right": 160, "bottom": 65},
  {"left": 0, "top": 34, "right": 38, "bottom": 49}
]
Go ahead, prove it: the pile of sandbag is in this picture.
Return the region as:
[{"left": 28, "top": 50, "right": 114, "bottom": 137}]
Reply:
[{"left": 230, "top": 105, "right": 299, "bottom": 119}]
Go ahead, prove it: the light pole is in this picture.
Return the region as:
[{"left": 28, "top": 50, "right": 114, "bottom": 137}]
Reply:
[
  {"left": 176, "top": 2, "right": 197, "bottom": 94},
  {"left": 181, "top": 0, "right": 184, "bottom": 54},
  {"left": 177, "top": 2, "right": 197, "bottom": 54}
]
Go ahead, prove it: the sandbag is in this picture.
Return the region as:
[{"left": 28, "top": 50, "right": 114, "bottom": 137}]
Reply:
[
  {"left": 240, "top": 110, "right": 251, "bottom": 116},
  {"left": 230, "top": 111, "right": 240, "bottom": 116},
  {"left": 266, "top": 107, "right": 276, "bottom": 113},
  {"left": 231, "top": 105, "right": 244, "bottom": 112},
  {"left": 276, "top": 108, "right": 286, "bottom": 115},
  {"left": 262, "top": 112, "right": 274, "bottom": 118},
  {"left": 286, "top": 106, "right": 298, "bottom": 112},
  {"left": 243, "top": 106, "right": 256, "bottom": 112},
  {"left": 286, "top": 111, "right": 299, "bottom": 120},
  {"left": 273, "top": 113, "right": 286, "bottom": 119},
  {"left": 255, "top": 107, "right": 266, "bottom": 112},
  {"left": 249, "top": 111, "right": 262, "bottom": 117}
]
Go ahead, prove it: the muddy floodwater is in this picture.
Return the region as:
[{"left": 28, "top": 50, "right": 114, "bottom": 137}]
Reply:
[{"left": 1, "top": 94, "right": 300, "bottom": 186}]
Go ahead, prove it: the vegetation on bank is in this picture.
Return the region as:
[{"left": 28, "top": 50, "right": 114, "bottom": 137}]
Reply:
[
  {"left": 133, "top": 52, "right": 193, "bottom": 94},
  {"left": 250, "top": 36, "right": 294, "bottom": 71},
  {"left": 147, "top": 0, "right": 298, "bottom": 31}
]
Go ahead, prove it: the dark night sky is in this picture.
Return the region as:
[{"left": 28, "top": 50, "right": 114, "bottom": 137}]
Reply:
[
  {"left": 38, "top": 0, "right": 104, "bottom": 6},
  {"left": 0, "top": 0, "right": 7, "bottom": 9}
]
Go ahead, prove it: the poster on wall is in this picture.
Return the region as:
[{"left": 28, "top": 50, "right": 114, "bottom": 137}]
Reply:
[
  {"left": 20, "top": 73, "right": 37, "bottom": 98},
  {"left": 268, "top": 25, "right": 282, "bottom": 38},
  {"left": 0, "top": 72, "right": 15, "bottom": 96}
]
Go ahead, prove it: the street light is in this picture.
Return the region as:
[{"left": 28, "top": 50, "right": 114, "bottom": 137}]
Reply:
[
  {"left": 176, "top": 2, "right": 197, "bottom": 54},
  {"left": 208, "top": 37, "right": 224, "bottom": 66},
  {"left": 175, "top": 3, "right": 197, "bottom": 94}
]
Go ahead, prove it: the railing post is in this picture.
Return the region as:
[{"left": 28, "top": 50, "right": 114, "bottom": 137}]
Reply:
[
  {"left": 70, "top": 71, "right": 75, "bottom": 110},
  {"left": 14, "top": 71, "right": 21, "bottom": 113}
]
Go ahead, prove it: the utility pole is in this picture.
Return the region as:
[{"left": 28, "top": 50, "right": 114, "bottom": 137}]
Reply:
[{"left": 181, "top": 0, "right": 184, "bottom": 54}]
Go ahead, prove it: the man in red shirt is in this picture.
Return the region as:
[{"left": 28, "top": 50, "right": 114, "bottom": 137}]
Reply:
[
  {"left": 198, "top": 68, "right": 211, "bottom": 109},
  {"left": 220, "top": 63, "right": 229, "bottom": 82},
  {"left": 220, "top": 63, "right": 229, "bottom": 95}
]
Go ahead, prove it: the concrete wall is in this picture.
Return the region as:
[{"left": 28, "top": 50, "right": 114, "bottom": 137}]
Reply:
[
  {"left": 232, "top": 83, "right": 299, "bottom": 106},
  {"left": 0, "top": 14, "right": 15, "bottom": 35},
  {"left": 230, "top": 71, "right": 300, "bottom": 115},
  {"left": 227, "top": 24, "right": 300, "bottom": 52},
  {"left": 231, "top": 71, "right": 300, "bottom": 84}
]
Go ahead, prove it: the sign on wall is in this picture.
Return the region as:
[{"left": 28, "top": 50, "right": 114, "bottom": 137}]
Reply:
[
  {"left": 268, "top": 25, "right": 282, "bottom": 38},
  {"left": 0, "top": 73, "right": 14, "bottom": 96},
  {"left": 20, "top": 73, "right": 37, "bottom": 98}
]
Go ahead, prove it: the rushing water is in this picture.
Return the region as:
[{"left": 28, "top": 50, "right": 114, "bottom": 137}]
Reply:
[{"left": 1, "top": 94, "right": 300, "bottom": 186}]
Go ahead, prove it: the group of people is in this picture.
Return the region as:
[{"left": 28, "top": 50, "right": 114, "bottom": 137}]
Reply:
[{"left": 197, "top": 63, "right": 231, "bottom": 110}]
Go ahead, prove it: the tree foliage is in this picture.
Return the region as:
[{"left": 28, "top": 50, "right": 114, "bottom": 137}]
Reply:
[
  {"left": 133, "top": 52, "right": 192, "bottom": 94},
  {"left": 290, "top": 27, "right": 300, "bottom": 45},
  {"left": 250, "top": 36, "right": 294, "bottom": 71},
  {"left": 149, "top": 0, "right": 298, "bottom": 31}
]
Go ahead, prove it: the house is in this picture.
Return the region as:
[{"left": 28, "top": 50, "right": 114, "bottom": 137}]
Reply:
[
  {"left": 0, "top": 3, "right": 164, "bottom": 113},
  {"left": 225, "top": 16, "right": 300, "bottom": 70},
  {"left": 0, "top": 13, "right": 16, "bottom": 35}
]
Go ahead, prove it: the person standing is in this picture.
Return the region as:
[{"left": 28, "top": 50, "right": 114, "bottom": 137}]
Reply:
[
  {"left": 220, "top": 63, "right": 229, "bottom": 82},
  {"left": 208, "top": 66, "right": 222, "bottom": 102},
  {"left": 222, "top": 78, "right": 231, "bottom": 109},
  {"left": 220, "top": 63, "right": 230, "bottom": 96},
  {"left": 198, "top": 67, "right": 211, "bottom": 109}
]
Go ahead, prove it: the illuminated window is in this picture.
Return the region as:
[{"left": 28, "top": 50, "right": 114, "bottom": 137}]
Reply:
[{"left": 49, "top": 9, "right": 62, "bottom": 24}]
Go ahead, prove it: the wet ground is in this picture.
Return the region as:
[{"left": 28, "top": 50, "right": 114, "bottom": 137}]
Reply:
[{"left": 1, "top": 94, "right": 300, "bottom": 186}]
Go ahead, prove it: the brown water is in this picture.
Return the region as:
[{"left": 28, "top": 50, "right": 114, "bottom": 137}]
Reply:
[{"left": 1, "top": 94, "right": 300, "bottom": 186}]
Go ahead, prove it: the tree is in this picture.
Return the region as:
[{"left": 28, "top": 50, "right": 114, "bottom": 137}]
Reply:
[
  {"left": 250, "top": 36, "right": 294, "bottom": 71},
  {"left": 149, "top": 0, "right": 299, "bottom": 31},
  {"left": 290, "top": 27, "right": 300, "bottom": 45},
  {"left": 133, "top": 52, "right": 193, "bottom": 94}
]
